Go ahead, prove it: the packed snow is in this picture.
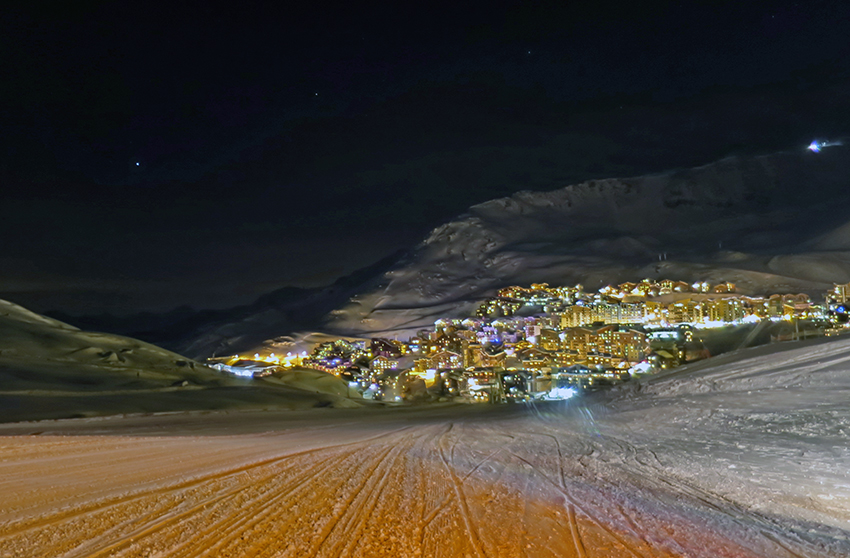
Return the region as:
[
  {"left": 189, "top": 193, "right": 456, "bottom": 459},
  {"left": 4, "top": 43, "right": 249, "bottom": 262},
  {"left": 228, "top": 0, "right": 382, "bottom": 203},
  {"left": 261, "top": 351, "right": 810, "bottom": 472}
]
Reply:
[{"left": 0, "top": 335, "right": 848, "bottom": 557}]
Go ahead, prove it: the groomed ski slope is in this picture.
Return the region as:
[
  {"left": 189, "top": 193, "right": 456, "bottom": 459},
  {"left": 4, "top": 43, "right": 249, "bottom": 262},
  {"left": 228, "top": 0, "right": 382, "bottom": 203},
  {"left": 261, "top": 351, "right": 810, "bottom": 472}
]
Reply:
[{"left": 1, "top": 336, "right": 849, "bottom": 557}]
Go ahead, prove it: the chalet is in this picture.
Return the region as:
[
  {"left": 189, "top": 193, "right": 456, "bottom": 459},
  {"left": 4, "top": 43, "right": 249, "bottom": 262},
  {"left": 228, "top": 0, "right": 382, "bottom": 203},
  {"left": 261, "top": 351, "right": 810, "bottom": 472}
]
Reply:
[
  {"left": 428, "top": 349, "right": 463, "bottom": 370},
  {"left": 370, "top": 338, "right": 402, "bottom": 358}
]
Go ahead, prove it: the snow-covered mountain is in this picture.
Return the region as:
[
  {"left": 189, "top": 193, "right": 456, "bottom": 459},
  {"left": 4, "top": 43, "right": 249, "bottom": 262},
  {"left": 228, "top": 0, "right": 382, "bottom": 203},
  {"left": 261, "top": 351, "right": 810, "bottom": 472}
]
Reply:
[
  {"left": 183, "top": 147, "right": 850, "bottom": 358},
  {"left": 0, "top": 298, "right": 204, "bottom": 371},
  {"left": 0, "top": 299, "right": 357, "bottom": 421}
]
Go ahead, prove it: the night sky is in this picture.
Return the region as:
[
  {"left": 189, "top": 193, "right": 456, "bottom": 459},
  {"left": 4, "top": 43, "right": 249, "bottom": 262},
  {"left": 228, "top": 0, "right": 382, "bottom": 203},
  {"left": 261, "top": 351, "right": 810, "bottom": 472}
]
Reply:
[{"left": 3, "top": 0, "right": 850, "bottom": 316}]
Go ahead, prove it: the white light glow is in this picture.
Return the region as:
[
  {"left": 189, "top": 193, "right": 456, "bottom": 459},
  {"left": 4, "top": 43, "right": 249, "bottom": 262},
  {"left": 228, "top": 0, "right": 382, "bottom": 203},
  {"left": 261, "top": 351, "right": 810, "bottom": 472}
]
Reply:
[{"left": 546, "top": 387, "right": 577, "bottom": 400}]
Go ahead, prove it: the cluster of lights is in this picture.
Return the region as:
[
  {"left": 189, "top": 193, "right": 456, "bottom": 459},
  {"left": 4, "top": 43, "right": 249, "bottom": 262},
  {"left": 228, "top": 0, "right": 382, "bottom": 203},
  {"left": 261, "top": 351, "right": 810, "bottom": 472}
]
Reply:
[
  {"left": 545, "top": 387, "right": 577, "bottom": 401},
  {"left": 227, "top": 351, "right": 307, "bottom": 368},
  {"left": 210, "top": 278, "right": 845, "bottom": 405}
]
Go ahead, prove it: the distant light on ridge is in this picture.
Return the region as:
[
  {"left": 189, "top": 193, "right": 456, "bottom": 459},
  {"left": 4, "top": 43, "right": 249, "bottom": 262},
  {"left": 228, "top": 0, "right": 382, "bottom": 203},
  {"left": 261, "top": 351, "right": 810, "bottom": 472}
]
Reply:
[{"left": 808, "top": 139, "right": 842, "bottom": 152}]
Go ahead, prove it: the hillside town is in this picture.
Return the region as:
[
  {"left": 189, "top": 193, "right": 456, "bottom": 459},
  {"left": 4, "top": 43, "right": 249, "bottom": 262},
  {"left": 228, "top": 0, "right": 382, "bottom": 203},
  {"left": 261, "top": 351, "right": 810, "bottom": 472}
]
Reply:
[{"left": 211, "top": 279, "right": 850, "bottom": 404}]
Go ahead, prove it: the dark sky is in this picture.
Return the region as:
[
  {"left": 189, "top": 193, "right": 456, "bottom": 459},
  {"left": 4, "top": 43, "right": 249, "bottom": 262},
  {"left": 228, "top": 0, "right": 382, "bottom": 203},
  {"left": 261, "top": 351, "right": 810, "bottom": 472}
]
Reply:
[{"left": 3, "top": 0, "right": 850, "bottom": 315}]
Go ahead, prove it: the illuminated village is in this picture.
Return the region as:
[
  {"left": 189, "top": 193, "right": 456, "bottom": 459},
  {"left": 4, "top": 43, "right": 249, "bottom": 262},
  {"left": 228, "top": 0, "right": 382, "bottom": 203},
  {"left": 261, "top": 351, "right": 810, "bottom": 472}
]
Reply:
[{"left": 212, "top": 279, "right": 850, "bottom": 404}]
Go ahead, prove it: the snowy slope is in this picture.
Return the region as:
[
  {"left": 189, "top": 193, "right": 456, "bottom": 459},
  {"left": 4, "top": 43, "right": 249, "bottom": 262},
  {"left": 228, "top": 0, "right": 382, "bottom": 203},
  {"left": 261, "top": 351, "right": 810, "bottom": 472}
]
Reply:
[
  {"left": 592, "top": 335, "right": 850, "bottom": 533},
  {"left": 0, "top": 299, "right": 359, "bottom": 421},
  {"left": 0, "top": 336, "right": 848, "bottom": 557},
  {"left": 0, "top": 298, "right": 201, "bottom": 371}
]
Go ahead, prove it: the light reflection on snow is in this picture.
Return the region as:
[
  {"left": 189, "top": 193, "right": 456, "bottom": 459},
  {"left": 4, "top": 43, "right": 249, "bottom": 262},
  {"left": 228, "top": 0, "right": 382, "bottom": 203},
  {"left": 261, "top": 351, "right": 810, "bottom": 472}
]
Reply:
[{"left": 545, "top": 386, "right": 577, "bottom": 400}]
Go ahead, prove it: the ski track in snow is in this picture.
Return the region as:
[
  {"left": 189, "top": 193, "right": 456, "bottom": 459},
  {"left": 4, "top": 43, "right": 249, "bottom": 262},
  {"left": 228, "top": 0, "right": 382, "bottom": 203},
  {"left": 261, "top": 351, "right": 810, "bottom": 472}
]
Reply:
[
  {"left": 3, "top": 341, "right": 850, "bottom": 556},
  {"left": 0, "top": 423, "right": 844, "bottom": 557}
]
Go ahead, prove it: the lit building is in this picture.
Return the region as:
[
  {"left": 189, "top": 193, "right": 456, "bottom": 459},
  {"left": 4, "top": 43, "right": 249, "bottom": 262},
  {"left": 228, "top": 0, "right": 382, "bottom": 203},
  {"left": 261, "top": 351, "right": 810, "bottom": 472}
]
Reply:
[
  {"left": 515, "top": 347, "right": 553, "bottom": 370},
  {"left": 558, "top": 305, "right": 595, "bottom": 328},
  {"left": 428, "top": 350, "right": 463, "bottom": 370},
  {"left": 370, "top": 338, "right": 402, "bottom": 358},
  {"left": 594, "top": 326, "right": 647, "bottom": 362},
  {"left": 585, "top": 352, "right": 625, "bottom": 369},
  {"left": 537, "top": 328, "right": 561, "bottom": 351},
  {"left": 666, "top": 298, "right": 704, "bottom": 324},
  {"left": 713, "top": 281, "right": 736, "bottom": 294},
  {"left": 432, "top": 332, "right": 467, "bottom": 354},
  {"left": 828, "top": 282, "right": 850, "bottom": 305},
  {"left": 707, "top": 297, "right": 746, "bottom": 322},
  {"left": 462, "top": 369, "right": 503, "bottom": 403},
  {"left": 466, "top": 346, "right": 507, "bottom": 368},
  {"left": 369, "top": 355, "right": 398, "bottom": 373}
]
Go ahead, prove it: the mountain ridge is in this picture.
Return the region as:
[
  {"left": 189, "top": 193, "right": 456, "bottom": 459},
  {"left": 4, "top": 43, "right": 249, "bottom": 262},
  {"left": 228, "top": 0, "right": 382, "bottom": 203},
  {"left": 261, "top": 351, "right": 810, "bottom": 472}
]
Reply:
[{"left": 50, "top": 147, "right": 850, "bottom": 358}]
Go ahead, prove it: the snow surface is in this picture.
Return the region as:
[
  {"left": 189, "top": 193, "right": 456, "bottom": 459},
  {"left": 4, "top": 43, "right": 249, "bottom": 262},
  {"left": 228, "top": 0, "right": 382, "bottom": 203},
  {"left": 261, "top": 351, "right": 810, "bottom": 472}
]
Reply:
[
  {"left": 0, "top": 336, "right": 848, "bottom": 556},
  {"left": 0, "top": 298, "right": 194, "bottom": 369},
  {"left": 0, "top": 299, "right": 360, "bottom": 422}
]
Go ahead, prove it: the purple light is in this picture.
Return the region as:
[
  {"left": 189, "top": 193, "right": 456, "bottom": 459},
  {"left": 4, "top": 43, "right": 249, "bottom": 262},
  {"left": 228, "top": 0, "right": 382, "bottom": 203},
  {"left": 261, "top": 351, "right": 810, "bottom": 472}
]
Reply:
[{"left": 808, "top": 141, "right": 821, "bottom": 152}]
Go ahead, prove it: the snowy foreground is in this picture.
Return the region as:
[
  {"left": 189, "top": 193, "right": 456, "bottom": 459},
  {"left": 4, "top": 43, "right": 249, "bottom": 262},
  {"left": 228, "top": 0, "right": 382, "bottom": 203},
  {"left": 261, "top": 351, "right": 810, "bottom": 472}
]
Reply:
[{"left": 1, "top": 339, "right": 850, "bottom": 557}]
